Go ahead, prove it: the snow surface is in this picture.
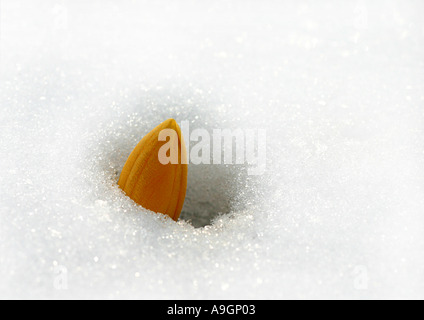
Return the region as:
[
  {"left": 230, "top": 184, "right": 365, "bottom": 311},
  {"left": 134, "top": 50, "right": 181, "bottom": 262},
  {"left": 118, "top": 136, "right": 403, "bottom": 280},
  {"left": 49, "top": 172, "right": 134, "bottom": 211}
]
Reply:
[{"left": 1, "top": 0, "right": 424, "bottom": 299}]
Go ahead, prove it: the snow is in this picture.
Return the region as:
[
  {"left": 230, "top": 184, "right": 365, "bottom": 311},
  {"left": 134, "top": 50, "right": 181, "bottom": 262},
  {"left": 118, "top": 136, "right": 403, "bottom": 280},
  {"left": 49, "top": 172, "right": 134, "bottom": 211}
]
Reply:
[{"left": 1, "top": 0, "right": 424, "bottom": 299}]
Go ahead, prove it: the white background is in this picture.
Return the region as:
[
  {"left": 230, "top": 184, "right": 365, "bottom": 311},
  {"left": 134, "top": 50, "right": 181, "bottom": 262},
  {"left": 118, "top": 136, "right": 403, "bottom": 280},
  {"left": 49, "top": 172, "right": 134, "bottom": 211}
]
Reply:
[{"left": 0, "top": 0, "right": 423, "bottom": 299}]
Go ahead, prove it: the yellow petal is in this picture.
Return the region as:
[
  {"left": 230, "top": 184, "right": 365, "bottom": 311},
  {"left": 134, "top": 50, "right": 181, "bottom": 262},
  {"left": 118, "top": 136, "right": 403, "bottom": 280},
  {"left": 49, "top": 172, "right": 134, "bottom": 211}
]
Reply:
[{"left": 118, "top": 119, "right": 188, "bottom": 221}]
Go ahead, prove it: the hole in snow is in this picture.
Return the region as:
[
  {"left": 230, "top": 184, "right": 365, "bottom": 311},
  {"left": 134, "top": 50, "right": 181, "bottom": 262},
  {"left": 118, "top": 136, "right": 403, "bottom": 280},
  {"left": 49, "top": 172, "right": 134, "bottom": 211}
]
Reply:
[
  {"left": 180, "top": 163, "right": 249, "bottom": 228},
  {"left": 97, "top": 110, "right": 257, "bottom": 229}
]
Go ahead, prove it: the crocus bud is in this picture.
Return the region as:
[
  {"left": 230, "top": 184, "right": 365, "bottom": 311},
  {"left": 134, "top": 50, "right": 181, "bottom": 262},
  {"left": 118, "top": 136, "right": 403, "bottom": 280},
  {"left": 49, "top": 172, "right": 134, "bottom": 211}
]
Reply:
[{"left": 118, "top": 119, "right": 188, "bottom": 221}]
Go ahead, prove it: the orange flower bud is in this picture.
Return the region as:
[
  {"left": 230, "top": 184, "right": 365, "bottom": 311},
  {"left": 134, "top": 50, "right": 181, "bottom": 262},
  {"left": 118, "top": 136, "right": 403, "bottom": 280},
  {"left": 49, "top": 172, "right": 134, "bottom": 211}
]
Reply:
[{"left": 118, "top": 119, "right": 187, "bottom": 221}]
